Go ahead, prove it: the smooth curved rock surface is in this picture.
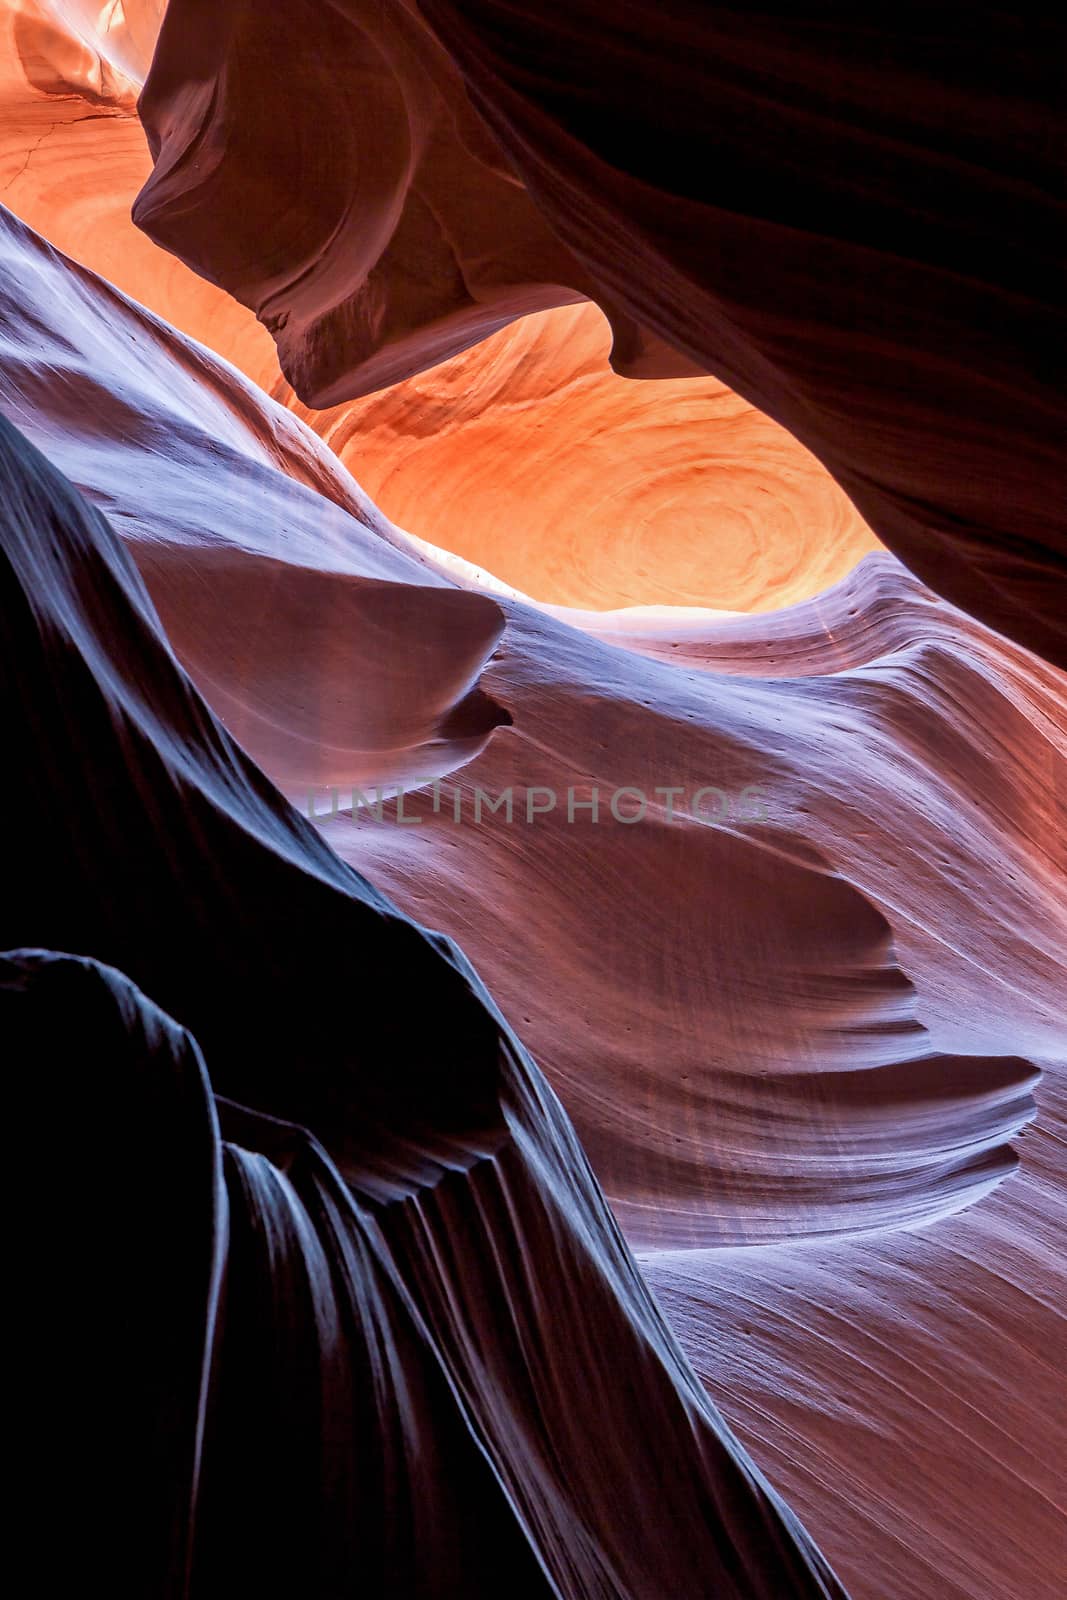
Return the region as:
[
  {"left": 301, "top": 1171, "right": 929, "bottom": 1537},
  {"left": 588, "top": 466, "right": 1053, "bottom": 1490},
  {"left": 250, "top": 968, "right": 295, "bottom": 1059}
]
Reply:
[
  {"left": 131, "top": 0, "right": 597, "bottom": 404},
  {"left": 0, "top": 202, "right": 514, "bottom": 790},
  {"left": 0, "top": 415, "right": 849, "bottom": 1598},
  {"left": 135, "top": 1, "right": 1067, "bottom": 667},
  {"left": 0, "top": 203, "right": 1044, "bottom": 1248},
  {"left": 2, "top": 200, "right": 1064, "bottom": 1592},
  {"left": 2, "top": 9, "right": 1066, "bottom": 1598},
  {"left": 0, "top": 2, "right": 882, "bottom": 617},
  {"left": 1, "top": 202, "right": 1063, "bottom": 1600},
  {"left": 286, "top": 301, "right": 882, "bottom": 613},
  {"left": 0, "top": 0, "right": 278, "bottom": 380}
]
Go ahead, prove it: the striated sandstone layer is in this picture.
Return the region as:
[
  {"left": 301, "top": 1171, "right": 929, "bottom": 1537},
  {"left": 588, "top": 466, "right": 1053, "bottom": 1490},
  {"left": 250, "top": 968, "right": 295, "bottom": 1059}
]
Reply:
[
  {"left": 284, "top": 302, "right": 882, "bottom": 613},
  {"left": 2, "top": 201, "right": 1064, "bottom": 1596},
  {"left": 2, "top": 6, "right": 1065, "bottom": 1598},
  {"left": 1, "top": 401, "right": 851, "bottom": 1598},
  {"left": 135, "top": 1, "right": 1067, "bottom": 666},
  {"left": 0, "top": 0, "right": 880, "bottom": 616},
  {"left": 1, "top": 201, "right": 1050, "bottom": 1245}
]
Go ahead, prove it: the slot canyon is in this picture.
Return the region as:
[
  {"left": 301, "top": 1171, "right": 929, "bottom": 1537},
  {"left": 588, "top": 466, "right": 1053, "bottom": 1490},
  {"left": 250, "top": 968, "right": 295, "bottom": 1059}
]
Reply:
[{"left": 1, "top": 4, "right": 1063, "bottom": 1597}]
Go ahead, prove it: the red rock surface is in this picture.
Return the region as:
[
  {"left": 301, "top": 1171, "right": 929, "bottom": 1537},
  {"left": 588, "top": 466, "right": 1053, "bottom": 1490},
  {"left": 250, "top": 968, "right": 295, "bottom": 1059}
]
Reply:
[
  {"left": 286, "top": 302, "right": 882, "bottom": 613},
  {"left": 0, "top": 3, "right": 879, "bottom": 615},
  {"left": 1, "top": 5, "right": 1065, "bottom": 1598},
  {"left": 135, "top": 0, "right": 1067, "bottom": 667}
]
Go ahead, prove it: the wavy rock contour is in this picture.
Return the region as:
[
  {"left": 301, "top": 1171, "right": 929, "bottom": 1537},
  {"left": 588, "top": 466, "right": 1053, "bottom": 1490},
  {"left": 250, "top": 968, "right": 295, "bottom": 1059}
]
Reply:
[
  {"left": 0, "top": 409, "right": 850, "bottom": 1598},
  {"left": 135, "top": 1, "right": 1067, "bottom": 666},
  {"left": 1, "top": 7, "right": 1065, "bottom": 1598}
]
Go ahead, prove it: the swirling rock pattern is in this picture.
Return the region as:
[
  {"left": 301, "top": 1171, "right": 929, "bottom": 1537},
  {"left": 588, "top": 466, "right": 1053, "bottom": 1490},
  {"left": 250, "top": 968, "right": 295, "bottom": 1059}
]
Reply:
[
  {"left": 131, "top": 0, "right": 596, "bottom": 403},
  {"left": 2, "top": 6, "right": 1065, "bottom": 1599},
  {"left": 0, "top": 1, "right": 880, "bottom": 617},
  {"left": 3, "top": 196, "right": 1065, "bottom": 1594},
  {"left": 0, "top": 202, "right": 1047, "bottom": 1244},
  {"left": 0, "top": 410, "right": 850, "bottom": 1598},
  {"left": 287, "top": 302, "right": 882, "bottom": 613},
  {"left": 136, "top": 0, "right": 1067, "bottom": 667},
  {"left": 0, "top": 203, "right": 514, "bottom": 790}
]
